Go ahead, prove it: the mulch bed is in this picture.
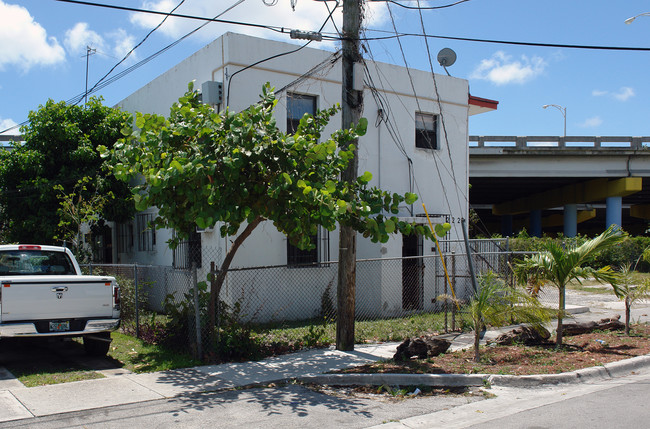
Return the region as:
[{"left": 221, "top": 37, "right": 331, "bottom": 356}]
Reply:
[{"left": 341, "top": 324, "right": 650, "bottom": 376}]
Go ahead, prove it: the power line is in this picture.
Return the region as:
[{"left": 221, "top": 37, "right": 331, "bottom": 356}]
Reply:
[
  {"left": 54, "top": 0, "right": 650, "bottom": 52},
  {"left": 378, "top": 0, "right": 473, "bottom": 10},
  {"left": 361, "top": 29, "right": 650, "bottom": 51},
  {"left": 226, "top": 0, "right": 340, "bottom": 106},
  {"left": 81, "top": 0, "right": 190, "bottom": 103},
  {"left": 54, "top": 0, "right": 284, "bottom": 33}
]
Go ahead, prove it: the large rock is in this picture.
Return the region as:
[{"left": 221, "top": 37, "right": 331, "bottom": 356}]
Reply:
[
  {"left": 492, "top": 326, "right": 551, "bottom": 346},
  {"left": 393, "top": 336, "right": 451, "bottom": 361},
  {"left": 563, "top": 315, "right": 624, "bottom": 335}
]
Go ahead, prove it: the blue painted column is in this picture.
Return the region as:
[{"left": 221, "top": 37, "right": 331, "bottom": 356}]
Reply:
[
  {"left": 501, "top": 215, "right": 513, "bottom": 237},
  {"left": 563, "top": 204, "right": 577, "bottom": 237},
  {"left": 530, "top": 209, "right": 542, "bottom": 237},
  {"left": 606, "top": 196, "right": 622, "bottom": 228}
]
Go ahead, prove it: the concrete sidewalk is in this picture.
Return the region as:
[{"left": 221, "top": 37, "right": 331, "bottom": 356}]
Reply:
[
  {"left": 0, "top": 342, "right": 399, "bottom": 422},
  {"left": 0, "top": 299, "right": 648, "bottom": 424}
]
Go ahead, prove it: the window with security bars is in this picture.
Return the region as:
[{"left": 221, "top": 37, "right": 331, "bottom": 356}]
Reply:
[
  {"left": 287, "top": 93, "right": 317, "bottom": 133},
  {"left": 173, "top": 230, "right": 202, "bottom": 269},
  {"left": 415, "top": 112, "right": 438, "bottom": 150},
  {"left": 136, "top": 213, "right": 156, "bottom": 252},
  {"left": 117, "top": 223, "right": 134, "bottom": 253},
  {"left": 287, "top": 233, "right": 322, "bottom": 267}
]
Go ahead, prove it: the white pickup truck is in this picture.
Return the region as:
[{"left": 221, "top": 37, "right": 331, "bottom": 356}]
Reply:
[{"left": 0, "top": 244, "right": 120, "bottom": 356}]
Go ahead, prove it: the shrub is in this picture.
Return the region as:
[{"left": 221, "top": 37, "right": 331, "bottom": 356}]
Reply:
[
  {"left": 162, "top": 282, "right": 265, "bottom": 362},
  {"left": 116, "top": 276, "right": 151, "bottom": 322}
]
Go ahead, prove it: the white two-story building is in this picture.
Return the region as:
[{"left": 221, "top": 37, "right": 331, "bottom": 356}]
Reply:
[{"left": 109, "top": 32, "right": 497, "bottom": 320}]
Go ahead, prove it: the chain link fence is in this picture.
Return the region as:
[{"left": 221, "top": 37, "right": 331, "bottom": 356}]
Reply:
[{"left": 82, "top": 238, "right": 548, "bottom": 361}]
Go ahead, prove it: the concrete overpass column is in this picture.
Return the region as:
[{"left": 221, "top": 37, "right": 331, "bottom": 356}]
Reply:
[
  {"left": 501, "top": 215, "right": 513, "bottom": 237},
  {"left": 530, "top": 209, "right": 542, "bottom": 237},
  {"left": 563, "top": 204, "right": 577, "bottom": 237},
  {"left": 606, "top": 196, "right": 622, "bottom": 228}
]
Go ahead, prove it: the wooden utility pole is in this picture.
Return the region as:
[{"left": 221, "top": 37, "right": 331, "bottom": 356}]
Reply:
[{"left": 337, "top": 0, "right": 363, "bottom": 351}]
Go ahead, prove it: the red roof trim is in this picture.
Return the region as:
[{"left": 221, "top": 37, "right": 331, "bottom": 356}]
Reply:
[{"left": 469, "top": 94, "right": 498, "bottom": 110}]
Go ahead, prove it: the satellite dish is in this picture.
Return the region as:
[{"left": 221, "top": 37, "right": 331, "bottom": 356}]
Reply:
[{"left": 437, "top": 48, "right": 457, "bottom": 67}]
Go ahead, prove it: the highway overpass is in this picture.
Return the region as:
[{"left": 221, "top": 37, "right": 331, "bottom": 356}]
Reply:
[{"left": 469, "top": 136, "right": 650, "bottom": 237}]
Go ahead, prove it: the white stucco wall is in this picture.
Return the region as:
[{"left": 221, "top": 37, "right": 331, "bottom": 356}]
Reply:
[{"left": 115, "top": 32, "right": 477, "bottom": 318}]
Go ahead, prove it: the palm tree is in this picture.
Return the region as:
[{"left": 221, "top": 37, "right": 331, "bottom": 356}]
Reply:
[
  {"left": 613, "top": 264, "right": 650, "bottom": 336},
  {"left": 515, "top": 226, "right": 624, "bottom": 346},
  {"left": 466, "top": 272, "right": 552, "bottom": 362}
]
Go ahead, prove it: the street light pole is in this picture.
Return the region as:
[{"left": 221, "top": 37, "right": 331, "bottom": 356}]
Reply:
[
  {"left": 625, "top": 12, "right": 650, "bottom": 24},
  {"left": 543, "top": 104, "right": 567, "bottom": 137}
]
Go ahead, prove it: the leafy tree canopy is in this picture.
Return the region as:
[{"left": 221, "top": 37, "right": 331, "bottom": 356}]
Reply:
[
  {"left": 103, "top": 82, "right": 433, "bottom": 252},
  {"left": 0, "top": 97, "right": 134, "bottom": 244}
]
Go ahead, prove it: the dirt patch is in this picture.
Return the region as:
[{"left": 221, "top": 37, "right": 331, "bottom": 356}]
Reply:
[{"left": 341, "top": 324, "right": 650, "bottom": 376}]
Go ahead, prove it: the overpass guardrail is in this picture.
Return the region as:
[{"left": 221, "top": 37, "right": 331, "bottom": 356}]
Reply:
[{"left": 470, "top": 136, "right": 650, "bottom": 150}]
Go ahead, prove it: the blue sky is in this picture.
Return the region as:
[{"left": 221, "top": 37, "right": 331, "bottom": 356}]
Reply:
[{"left": 1, "top": 0, "right": 649, "bottom": 137}]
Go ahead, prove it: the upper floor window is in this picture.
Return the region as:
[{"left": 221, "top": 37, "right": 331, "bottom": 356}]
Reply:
[
  {"left": 415, "top": 112, "right": 438, "bottom": 150},
  {"left": 287, "top": 93, "right": 317, "bottom": 134}
]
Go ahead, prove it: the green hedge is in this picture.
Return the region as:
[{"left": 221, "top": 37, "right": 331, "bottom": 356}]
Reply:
[{"left": 508, "top": 233, "right": 650, "bottom": 272}]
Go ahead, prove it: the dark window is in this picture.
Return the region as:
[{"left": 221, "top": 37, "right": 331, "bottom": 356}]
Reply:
[
  {"left": 136, "top": 213, "right": 156, "bottom": 252},
  {"left": 415, "top": 112, "right": 438, "bottom": 150},
  {"left": 287, "top": 234, "right": 319, "bottom": 266},
  {"left": 173, "top": 230, "right": 202, "bottom": 269},
  {"left": 117, "top": 223, "right": 134, "bottom": 253},
  {"left": 287, "top": 93, "right": 317, "bottom": 133}
]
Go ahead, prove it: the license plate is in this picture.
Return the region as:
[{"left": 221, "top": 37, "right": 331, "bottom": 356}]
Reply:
[{"left": 49, "top": 321, "right": 70, "bottom": 332}]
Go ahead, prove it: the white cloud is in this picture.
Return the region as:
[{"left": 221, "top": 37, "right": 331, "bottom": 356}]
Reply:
[
  {"left": 108, "top": 29, "right": 137, "bottom": 60},
  {"left": 613, "top": 87, "right": 635, "bottom": 101},
  {"left": 64, "top": 22, "right": 106, "bottom": 54},
  {"left": 470, "top": 51, "right": 546, "bottom": 85},
  {"left": 0, "top": 1, "right": 65, "bottom": 71},
  {"left": 591, "top": 87, "right": 635, "bottom": 101},
  {"left": 0, "top": 117, "right": 19, "bottom": 135},
  {"left": 128, "top": 0, "right": 373, "bottom": 45},
  {"left": 579, "top": 116, "right": 603, "bottom": 128}
]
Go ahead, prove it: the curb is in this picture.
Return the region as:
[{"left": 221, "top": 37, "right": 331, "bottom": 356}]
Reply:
[
  {"left": 298, "top": 373, "right": 487, "bottom": 387},
  {"left": 296, "top": 354, "right": 650, "bottom": 389}
]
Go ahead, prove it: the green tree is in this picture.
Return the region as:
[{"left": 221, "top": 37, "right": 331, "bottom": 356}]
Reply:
[
  {"left": 515, "top": 226, "right": 624, "bottom": 346},
  {"left": 54, "top": 176, "right": 114, "bottom": 263},
  {"left": 448, "top": 272, "right": 551, "bottom": 362},
  {"left": 613, "top": 264, "right": 650, "bottom": 336},
  {"left": 0, "top": 97, "right": 134, "bottom": 245},
  {"left": 103, "top": 83, "right": 433, "bottom": 339}
]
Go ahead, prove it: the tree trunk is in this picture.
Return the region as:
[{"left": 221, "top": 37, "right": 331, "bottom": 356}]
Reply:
[
  {"left": 556, "top": 286, "right": 565, "bottom": 346},
  {"left": 473, "top": 328, "right": 480, "bottom": 363},
  {"left": 210, "top": 217, "right": 263, "bottom": 354},
  {"left": 625, "top": 297, "right": 631, "bottom": 336}
]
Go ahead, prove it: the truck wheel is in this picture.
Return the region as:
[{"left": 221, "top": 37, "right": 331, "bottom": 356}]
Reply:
[{"left": 83, "top": 332, "right": 111, "bottom": 357}]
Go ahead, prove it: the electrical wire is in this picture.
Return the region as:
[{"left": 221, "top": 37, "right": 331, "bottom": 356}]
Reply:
[
  {"left": 55, "top": 0, "right": 650, "bottom": 52},
  {"left": 378, "top": 0, "right": 473, "bottom": 10},
  {"left": 225, "top": 0, "right": 339, "bottom": 106},
  {"left": 54, "top": 0, "right": 285, "bottom": 33},
  {"left": 64, "top": 1, "right": 245, "bottom": 107},
  {"left": 415, "top": 0, "right": 465, "bottom": 220},
  {"left": 360, "top": 29, "right": 650, "bottom": 51},
  {"left": 80, "top": 0, "right": 191, "bottom": 103}
]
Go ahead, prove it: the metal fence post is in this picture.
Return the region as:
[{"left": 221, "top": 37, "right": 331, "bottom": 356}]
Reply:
[
  {"left": 89, "top": 263, "right": 93, "bottom": 275},
  {"left": 192, "top": 262, "right": 203, "bottom": 360},
  {"left": 134, "top": 264, "right": 139, "bottom": 338},
  {"left": 451, "top": 251, "right": 456, "bottom": 331},
  {"left": 444, "top": 254, "right": 448, "bottom": 333}
]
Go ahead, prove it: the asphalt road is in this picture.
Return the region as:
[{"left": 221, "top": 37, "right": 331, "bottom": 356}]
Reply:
[{"left": 468, "top": 377, "right": 650, "bottom": 429}]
